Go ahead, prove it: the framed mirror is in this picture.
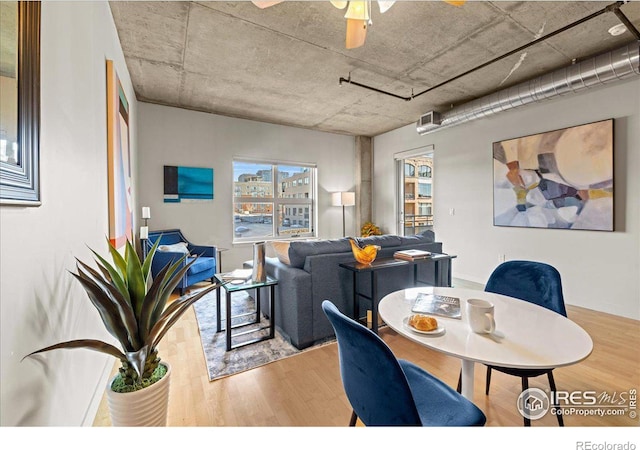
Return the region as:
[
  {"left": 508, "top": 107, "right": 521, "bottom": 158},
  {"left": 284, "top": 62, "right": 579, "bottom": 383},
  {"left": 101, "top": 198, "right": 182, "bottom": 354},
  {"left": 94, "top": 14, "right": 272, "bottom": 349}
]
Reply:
[{"left": 0, "top": 1, "right": 41, "bottom": 205}]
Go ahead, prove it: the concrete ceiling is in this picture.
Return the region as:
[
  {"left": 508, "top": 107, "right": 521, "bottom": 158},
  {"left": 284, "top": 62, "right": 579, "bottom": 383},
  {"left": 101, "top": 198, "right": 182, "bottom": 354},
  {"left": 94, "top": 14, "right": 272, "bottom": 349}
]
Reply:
[{"left": 109, "top": 1, "right": 640, "bottom": 137}]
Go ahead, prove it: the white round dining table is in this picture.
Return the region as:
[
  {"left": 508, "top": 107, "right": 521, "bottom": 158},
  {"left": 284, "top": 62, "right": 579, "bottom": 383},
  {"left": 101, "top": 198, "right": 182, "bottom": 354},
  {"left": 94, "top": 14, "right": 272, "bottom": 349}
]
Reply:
[{"left": 378, "top": 287, "right": 593, "bottom": 401}]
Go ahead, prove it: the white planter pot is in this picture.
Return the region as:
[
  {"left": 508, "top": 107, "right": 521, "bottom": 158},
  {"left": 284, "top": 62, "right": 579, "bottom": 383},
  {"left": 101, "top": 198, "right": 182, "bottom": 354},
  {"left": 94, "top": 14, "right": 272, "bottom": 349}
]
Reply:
[{"left": 106, "top": 362, "right": 171, "bottom": 426}]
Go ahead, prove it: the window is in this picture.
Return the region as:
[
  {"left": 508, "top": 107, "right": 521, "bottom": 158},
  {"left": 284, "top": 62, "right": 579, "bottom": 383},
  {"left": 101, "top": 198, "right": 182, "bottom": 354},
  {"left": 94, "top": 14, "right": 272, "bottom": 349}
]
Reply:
[
  {"left": 404, "top": 163, "right": 415, "bottom": 177},
  {"left": 418, "top": 203, "right": 432, "bottom": 216},
  {"left": 418, "top": 182, "right": 432, "bottom": 198},
  {"left": 233, "top": 160, "right": 316, "bottom": 242},
  {"left": 419, "top": 165, "right": 431, "bottom": 178},
  {"left": 398, "top": 148, "right": 434, "bottom": 236}
]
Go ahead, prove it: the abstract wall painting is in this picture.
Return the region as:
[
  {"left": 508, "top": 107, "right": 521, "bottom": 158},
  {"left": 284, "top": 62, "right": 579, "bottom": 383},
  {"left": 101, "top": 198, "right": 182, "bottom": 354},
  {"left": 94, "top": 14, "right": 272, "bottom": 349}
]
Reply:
[
  {"left": 106, "top": 60, "right": 132, "bottom": 250},
  {"left": 163, "top": 165, "right": 214, "bottom": 203},
  {"left": 493, "top": 119, "right": 613, "bottom": 231}
]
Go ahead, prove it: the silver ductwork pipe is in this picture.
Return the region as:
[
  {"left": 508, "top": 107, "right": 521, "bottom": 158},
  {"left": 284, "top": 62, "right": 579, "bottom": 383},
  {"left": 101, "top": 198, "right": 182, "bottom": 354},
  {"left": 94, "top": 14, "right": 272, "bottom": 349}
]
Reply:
[{"left": 417, "top": 42, "right": 640, "bottom": 135}]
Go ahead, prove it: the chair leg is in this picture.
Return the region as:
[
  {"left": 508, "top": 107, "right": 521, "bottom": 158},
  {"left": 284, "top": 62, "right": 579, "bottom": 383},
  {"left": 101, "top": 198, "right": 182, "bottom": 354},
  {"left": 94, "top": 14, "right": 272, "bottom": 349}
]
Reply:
[
  {"left": 349, "top": 410, "right": 358, "bottom": 427},
  {"left": 456, "top": 370, "right": 462, "bottom": 394},
  {"left": 521, "top": 377, "right": 531, "bottom": 427},
  {"left": 486, "top": 366, "right": 492, "bottom": 395},
  {"left": 547, "top": 371, "right": 564, "bottom": 427}
]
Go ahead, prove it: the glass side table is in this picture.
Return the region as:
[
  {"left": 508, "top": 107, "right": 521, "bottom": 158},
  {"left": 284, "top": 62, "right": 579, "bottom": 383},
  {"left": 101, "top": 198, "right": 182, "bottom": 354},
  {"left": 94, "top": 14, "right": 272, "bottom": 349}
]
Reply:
[{"left": 214, "top": 273, "right": 278, "bottom": 351}]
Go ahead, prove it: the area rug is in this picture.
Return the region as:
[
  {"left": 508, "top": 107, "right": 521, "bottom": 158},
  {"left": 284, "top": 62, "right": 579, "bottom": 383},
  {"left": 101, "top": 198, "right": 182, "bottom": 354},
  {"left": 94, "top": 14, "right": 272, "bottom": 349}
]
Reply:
[{"left": 192, "top": 288, "right": 332, "bottom": 381}]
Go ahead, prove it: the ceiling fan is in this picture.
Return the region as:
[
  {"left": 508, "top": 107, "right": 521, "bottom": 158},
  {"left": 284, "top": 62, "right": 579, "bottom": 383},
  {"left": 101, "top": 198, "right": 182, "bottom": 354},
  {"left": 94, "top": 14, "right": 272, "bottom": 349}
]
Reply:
[{"left": 251, "top": 1, "right": 466, "bottom": 49}]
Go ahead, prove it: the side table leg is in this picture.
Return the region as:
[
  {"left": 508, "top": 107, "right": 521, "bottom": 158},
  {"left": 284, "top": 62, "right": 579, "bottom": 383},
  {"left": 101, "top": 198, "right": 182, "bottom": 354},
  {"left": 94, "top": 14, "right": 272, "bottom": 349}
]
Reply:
[
  {"left": 216, "top": 285, "right": 222, "bottom": 332},
  {"left": 371, "top": 271, "right": 379, "bottom": 335},
  {"left": 226, "top": 290, "right": 232, "bottom": 351},
  {"left": 352, "top": 272, "right": 358, "bottom": 322},
  {"left": 434, "top": 260, "right": 442, "bottom": 287},
  {"left": 269, "top": 284, "right": 275, "bottom": 339},
  {"left": 255, "top": 286, "right": 261, "bottom": 324}
]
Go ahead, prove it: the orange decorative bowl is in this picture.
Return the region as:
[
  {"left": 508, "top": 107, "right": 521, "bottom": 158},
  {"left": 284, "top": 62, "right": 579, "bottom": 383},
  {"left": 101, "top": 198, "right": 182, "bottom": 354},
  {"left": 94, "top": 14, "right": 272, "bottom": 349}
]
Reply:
[{"left": 349, "top": 239, "right": 380, "bottom": 265}]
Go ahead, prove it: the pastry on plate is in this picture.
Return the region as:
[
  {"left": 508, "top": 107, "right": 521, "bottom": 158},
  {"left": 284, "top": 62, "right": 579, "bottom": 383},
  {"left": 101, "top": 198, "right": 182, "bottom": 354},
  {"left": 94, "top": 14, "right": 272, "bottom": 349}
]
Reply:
[{"left": 408, "top": 314, "right": 438, "bottom": 332}]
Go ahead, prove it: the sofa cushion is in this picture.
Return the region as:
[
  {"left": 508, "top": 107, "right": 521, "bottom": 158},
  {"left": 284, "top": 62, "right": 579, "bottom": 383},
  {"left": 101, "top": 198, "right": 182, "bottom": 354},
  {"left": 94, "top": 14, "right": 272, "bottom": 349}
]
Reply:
[
  {"left": 356, "top": 234, "right": 402, "bottom": 248},
  {"left": 186, "top": 256, "right": 214, "bottom": 275},
  {"left": 288, "top": 238, "right": 352, "bottom": 269},
  {"left": 398, "top": 230, "right": 435, "bottom": 246},
  {"left": 269, "top": 240, "right": 291, "bottom": 265},
  {"left": 158, "top": 242, "right": 190, "bottom": 254},
  {"left": 152, "top": 231, "right": 185, "bottom": 246}
]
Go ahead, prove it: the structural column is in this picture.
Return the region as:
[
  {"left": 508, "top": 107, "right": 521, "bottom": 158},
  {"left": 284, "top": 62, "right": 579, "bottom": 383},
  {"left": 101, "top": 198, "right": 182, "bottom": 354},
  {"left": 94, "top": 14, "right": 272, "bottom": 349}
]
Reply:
[{"left": 355, "top": 136, "right": 373, "bottom": 234}]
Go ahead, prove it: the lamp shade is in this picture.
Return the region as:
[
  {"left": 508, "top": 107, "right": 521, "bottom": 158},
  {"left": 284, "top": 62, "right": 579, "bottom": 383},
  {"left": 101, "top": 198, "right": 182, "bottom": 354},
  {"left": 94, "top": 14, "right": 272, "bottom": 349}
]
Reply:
[
  {"left": 142, "top": 207, "right": 151, "bottom": 219},
  {"left": 332, "top": 191, "right": 356, "bottom": 207}
]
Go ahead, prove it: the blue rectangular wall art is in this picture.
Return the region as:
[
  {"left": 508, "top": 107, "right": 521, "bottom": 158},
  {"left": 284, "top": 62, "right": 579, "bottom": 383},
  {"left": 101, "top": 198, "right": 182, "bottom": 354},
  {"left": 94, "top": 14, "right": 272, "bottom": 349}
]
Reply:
[{"left": 164, "top": 165, "right": 214, "bottom": 203}]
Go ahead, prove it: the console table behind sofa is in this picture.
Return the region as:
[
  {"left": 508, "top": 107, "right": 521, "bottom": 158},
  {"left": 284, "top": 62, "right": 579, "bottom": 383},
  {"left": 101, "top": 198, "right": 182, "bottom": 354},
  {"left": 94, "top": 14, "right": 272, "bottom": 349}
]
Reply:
[{"left": 245, "top": 232, "right": 449, "bottom": 349}]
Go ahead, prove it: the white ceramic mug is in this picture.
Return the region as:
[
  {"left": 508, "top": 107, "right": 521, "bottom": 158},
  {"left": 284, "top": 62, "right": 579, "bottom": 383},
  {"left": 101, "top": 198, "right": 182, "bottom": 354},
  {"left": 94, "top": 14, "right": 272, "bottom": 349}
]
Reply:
[{"left": 467, "top": 298, "right": 496, "bottom": 334}]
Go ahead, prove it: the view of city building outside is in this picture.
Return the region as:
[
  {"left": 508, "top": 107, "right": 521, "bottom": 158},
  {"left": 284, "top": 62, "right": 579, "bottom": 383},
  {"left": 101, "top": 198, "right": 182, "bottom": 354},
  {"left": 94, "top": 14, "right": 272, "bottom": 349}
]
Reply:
[
  {"left": 403, "top": 156, "right": 433, "bottom": 235},
  {"left": 233, "top": 161, "right": 315, "bottom": 240}
]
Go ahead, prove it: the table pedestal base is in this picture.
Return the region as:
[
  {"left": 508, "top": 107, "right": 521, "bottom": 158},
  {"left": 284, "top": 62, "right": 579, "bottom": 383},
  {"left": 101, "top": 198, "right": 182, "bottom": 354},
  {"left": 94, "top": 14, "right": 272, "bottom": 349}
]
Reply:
[{"left": 461, "top": 359, "right": 475, "bottom": 401}]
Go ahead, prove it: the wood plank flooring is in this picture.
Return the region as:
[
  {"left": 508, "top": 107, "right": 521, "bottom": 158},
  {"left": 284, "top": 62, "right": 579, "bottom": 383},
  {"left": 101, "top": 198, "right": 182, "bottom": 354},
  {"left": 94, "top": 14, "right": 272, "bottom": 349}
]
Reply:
[{"left": 93, "top": 280, "right": 640, "bottom": 429}]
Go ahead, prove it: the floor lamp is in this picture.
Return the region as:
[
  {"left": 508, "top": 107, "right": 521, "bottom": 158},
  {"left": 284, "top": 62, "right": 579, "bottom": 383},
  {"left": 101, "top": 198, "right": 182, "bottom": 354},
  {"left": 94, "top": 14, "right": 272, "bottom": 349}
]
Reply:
[{"left": 332, "top": 192, "right": 355, "bottom": 237}]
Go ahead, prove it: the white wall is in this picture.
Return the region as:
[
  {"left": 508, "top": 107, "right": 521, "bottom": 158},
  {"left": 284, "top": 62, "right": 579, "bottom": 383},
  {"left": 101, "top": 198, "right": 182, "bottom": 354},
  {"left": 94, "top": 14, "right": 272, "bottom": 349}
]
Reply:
[
  {"left": 0, "top": 2, "right": 137, "bottom": 425},
  {"left": 374, "top": 78, "right": 640, "bottom": 320},
  {"left": 137, "top": 103, "right": 356, "bottom": 270}
]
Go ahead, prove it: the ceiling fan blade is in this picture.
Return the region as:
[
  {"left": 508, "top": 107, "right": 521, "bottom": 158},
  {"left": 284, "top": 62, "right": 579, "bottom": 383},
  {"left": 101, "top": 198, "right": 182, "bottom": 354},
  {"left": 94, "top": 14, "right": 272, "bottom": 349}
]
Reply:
[
  {"left": 330, "top": 1, "right": 348, "bottom": 9},
  {"left": 251, "top": 1, "right": 284, "bottom": 8},
  {"left": 443, "top": 1, "right": 466, "bottom": 6},
  {"left": 345, "top": 19, "right": 367, "bottom": 49}
]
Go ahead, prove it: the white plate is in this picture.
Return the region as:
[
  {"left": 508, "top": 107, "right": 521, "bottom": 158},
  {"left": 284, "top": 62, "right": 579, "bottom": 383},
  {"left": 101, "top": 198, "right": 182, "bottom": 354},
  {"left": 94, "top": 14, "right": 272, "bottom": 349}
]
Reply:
[{"left": 403, "top": 316, "right": 445, "bottom": 335}]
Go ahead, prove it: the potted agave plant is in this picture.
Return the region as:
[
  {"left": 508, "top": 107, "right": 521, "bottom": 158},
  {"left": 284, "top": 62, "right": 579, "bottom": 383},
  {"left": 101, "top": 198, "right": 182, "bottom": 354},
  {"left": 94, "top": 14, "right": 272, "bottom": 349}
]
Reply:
[{"left": 24, "top": 238, "right": 223, "bottom": 426}]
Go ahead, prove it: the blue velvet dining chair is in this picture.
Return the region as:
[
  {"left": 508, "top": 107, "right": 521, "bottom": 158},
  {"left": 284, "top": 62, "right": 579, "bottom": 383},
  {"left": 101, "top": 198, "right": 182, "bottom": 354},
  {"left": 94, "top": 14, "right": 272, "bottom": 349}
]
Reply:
[
  {"left": 322, "top": 300, "right": 486, "bottom": 427},
  {"left": 457, "top": 260, "right": 567, "bottom": 426}
]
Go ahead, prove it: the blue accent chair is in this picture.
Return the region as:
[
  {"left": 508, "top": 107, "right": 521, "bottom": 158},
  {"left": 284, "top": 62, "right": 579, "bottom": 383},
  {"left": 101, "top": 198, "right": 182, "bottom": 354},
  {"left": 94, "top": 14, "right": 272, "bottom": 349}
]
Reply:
[
  {"left": 322, "top": 300, "right": 486, "bottom": 427},
  {"left": 145, "top": 229, "right": 217, "bottom": 296},
  {"left": 457, "top": 260, "right": 566, "bottom": 426}
]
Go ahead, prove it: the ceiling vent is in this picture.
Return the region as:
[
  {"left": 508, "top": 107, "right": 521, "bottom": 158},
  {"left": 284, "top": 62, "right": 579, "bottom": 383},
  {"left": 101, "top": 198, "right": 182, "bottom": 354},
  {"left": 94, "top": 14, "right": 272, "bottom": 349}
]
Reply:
[{"left": 416, "top": 111, "right": 442, "bottom": 134}]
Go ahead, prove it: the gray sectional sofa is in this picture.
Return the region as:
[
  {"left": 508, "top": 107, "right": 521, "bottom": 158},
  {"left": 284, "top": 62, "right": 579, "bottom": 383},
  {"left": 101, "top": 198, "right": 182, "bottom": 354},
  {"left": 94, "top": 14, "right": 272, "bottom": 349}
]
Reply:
[{"left": 245, "top": 231, "right": 448, "bottom": 349}]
